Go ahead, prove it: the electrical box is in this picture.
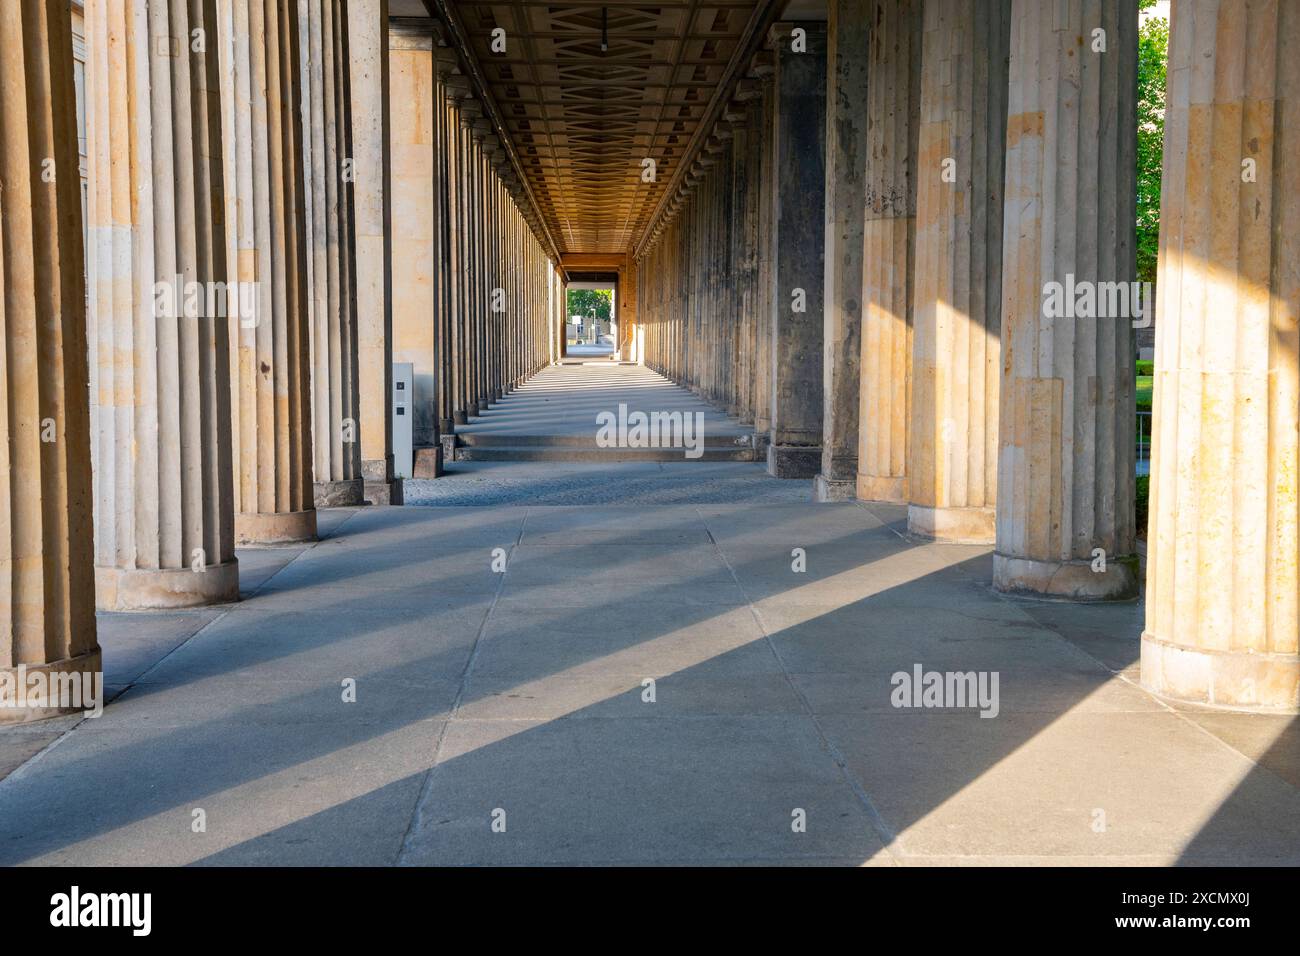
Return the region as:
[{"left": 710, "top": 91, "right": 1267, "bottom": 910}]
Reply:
[{"left": 392, "top": 362, "right": 414, "bottom": 480}]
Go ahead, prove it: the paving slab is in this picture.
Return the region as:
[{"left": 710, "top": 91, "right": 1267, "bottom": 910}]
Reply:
[{"left": 0, "top": 487, "right": 1295, "bottom": 866}]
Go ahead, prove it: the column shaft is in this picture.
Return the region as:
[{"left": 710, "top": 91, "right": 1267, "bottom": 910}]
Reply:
[
  {"left": 766, "top": 23, "right": 827, "bottom": 479},
  {"left": 857, "top": 0, "right": 920, "bottom": 503},
  {"left": 907, "top": 0, "right": 1010, "bottom": 541},
  {"left": 816, "top": 0, "right": 869, "bottom": 501},
  {"left": 1141, "top": 0, "right": 1299, "bottom": 708},
  {"left": 0, "top": 0, "right": 100, "bottom": 719},
  {"left": 219, "top": 0, "right": 318, "bottom": 544},
  {"left": 301, "top": 0, "right": 364, "bottom": 507},
  {"left": 348, "top": 0, "right": 401, "bottom": 504},
  {"left": 87, "top": 0, "right": 239, "bottom": 606},
  {"left": 993, "top": 0, "right": 1138, "bottom": 599}
]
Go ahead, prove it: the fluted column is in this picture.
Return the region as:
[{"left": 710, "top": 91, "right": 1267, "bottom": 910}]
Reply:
[
  {"left": 87, "top": 0, "right": 237, "bottom": 607},
  {"left": 857, "top": 0, "right": 920, "bottom": 502},
  {"left": 751, "top": 54, "right": 775, "bottom": 447},
  {"left": 0, "top": 0, "right": 100, "bottom": 719},
  {"left": 348, "top": 0, "right": 402, "bottom": 504},
  {"left": 434, "top": 50, "right": 458, "bottom": 436},
  {"left": 907, "top": 0, "right": 1010, "bottom": 541},
  {"left": 993, "top": 0, "right": 1138, "bottom": 599},
  {"left": 219, "top": 0, "right": 317, "bottom": 544},
  {"left": 815, "top": 0, "right": 869, "bottom": 502},
  {"left": 300, "top": 0, "right": 363, "bottom": 508},
  {"left": 1141, "top": 0, "right": 1299, "bottom": 709},
  {"left": 765, "top": 23, "right": 827, "bottom": 479}
]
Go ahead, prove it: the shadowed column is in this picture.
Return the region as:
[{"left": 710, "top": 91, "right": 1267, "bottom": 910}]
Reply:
[
  {"left": 0, "top": 0, "right": 101, "bottom": 718},
  {"left": 907, "top": 0, "right": 1010, "bottom": 542},
  {"left": 815, "top": 0, "right": 869, "bottom": 502},
  {"left": 1142, "top": 0, "right": 1299, "bottom": 709},
  {"left": 219, "top": 0, "right": 318, "bottom": 544},
  {"left": 301, "top": 0, "right": 363, "bottom": 508},
  {"left": 857, "top": 0, "right": 920, "bottom": 503},
  {"left": 993, "top": 0, "right": 1138, "bottom": 599},
  {"left": 765, "top": 22, "right": 827, "bottom": 479},
  {"left": 87, "top": 0, "right": 238, "bottom": 607}
]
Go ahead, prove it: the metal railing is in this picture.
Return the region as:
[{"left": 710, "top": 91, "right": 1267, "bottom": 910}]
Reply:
[{"left": 1136, "top": 410, "right": 1151, "bottom": 475}]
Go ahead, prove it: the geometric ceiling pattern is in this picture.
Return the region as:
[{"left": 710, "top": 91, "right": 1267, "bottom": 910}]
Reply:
[{"left": 450, "top": 1, "right": 762, "bottom": 254}]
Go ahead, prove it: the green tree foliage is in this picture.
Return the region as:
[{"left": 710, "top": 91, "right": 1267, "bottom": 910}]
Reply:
[
  {"left": 1137, "top": 6, "right": 1169, "bottom": 286},
  {"left": 567, "top": 288, "right": 612, "bottom": 322}
]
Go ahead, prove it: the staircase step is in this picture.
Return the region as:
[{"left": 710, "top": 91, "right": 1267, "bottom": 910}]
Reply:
[
  {"left": 458, "top": 431, "right": 754, "bottom": 448},
  {"left": 454, "top": 445, "right": 758, "bottom": 462}
]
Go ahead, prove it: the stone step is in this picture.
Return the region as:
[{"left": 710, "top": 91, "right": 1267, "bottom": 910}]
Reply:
[
  {"left": 457, "top": 431, "right": 754, "bottom": 448},
  {"left": 454, "top": 444, "right": 758, "bottom": 462}
]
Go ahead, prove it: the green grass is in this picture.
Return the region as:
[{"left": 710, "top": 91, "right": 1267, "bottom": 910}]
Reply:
[{"left": 1136, "top": 375, "right": 1153, "bottom": 410}]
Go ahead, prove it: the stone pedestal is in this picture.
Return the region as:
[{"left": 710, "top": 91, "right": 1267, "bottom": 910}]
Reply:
[
  {"left": 993, "top": 0, "right": 1138, "bottom": 600},
  {"left": 857, "top": 0, "right": 921, "bottom": 503},
  {"left": 0, "top": 2, "right": 101, "bottom": 720},
  {"left": 1141, "top": 0, "right": 1299, "bottom": 709},
  {"left": 87, "top": 0, "right": 239, "bottom": 606},
  {"left": 906, "top": 0, "right": 1009, "bottom": 542},
  {"left": 219, "top": 0, "right": 318, "bottom": 545}
]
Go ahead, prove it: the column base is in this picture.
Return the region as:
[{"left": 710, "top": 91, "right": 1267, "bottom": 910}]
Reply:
[
  {"left": 453, "top": 409, "right": 468, "bottom": 425},
  {"left": 313, "top": 477, "right": 364, "bottom": 508},
  {"left": 857, "top": 473, "right": 907, "bottom": 503},
  {"left": 812, "top": 474, "right": 857, "bottom": 501},
  {"left": 439, "top": 417, "right": 454, "bottom": 434},
  {"left": 767, "top": 444, "right": 821, "bottom": 478},
  {"left": 95, "top": 559, "right": 240, "bottom": 610},
  {"left": 413, "top": 445, "right": 444, "bottom": 478},
  {"left": 907, "top": 504, "right": 995, "bottom": 544},
  {"left": 0, "top": 648, "right": 104, "bottom": 724},
  {"left": 364, "top": 478, "right": 405, "bottom": 506},
  {"left": 993, "top": 552, "right": 1139, "bottom": 601},
  {"left": 440, "top": 433, "right": 458, "bottom": 464},
  {"left": 1140, "top": 633, "right": 1299, "bottom": 712},
  {"left": 235, "top": 509, "right": 318, "bottom": 546}
]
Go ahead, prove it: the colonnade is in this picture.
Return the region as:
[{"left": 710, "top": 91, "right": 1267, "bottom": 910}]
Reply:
[
  {"left": 386, "top": 24, "right": 557, "bottom": 475},
  {"left": 0, "top": 0, "right": 1295, "bottom": 719},
  {"left": 0, "top": 0, "right": 557, "bottom": 719},
  {"left": 638, "top": 0, "right": 1298, "bottom": 709}
]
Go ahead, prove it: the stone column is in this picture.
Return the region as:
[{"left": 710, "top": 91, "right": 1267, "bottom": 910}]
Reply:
[
  {"left": 993, "top": 0, "right": 1138, "bottom": 599},
  {"left": 389, "top": 23, "right": 442, "bottom": 478},
  {"left": 751, "top": 53, "right": 775, "bottom": 447},
  {"left": 87, "top": 0, "right": 238, "bottom": 607},
  {"left": 219, "top": 0, "right": 317, "bottom": 545},
  {"left": 765, "top": 23, "right": 827, "bottom": 479},
  {"left": 434, "top": 50, "right": 458, "bottom": 436},
  {"left": 0, "top": 0, "right": 101, "bottom": 719},
  {"left": 347, "top": 0, "right": 401, "bottom": 504},
  {"left": 907, "top": 0, "right": 1010, "bottom": 541},
  {"left": 1141, "top": 0, "right": 1299, "bottom": 709},
  {"left": 301, "top": 0, "right": 364, "bottom": 508},
  {"left": 815, "top": 0, "right": 869, "bottom": 501},
  {"left": 857, "top": 0, "right": 920, "bottom": 503},
  {"left": 445, "top": 82, "right": 471, "bottom": 425}
]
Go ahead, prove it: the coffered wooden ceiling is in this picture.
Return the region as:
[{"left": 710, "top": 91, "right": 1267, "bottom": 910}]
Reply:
[{"left": 448, "top": 1, "right": 764, "bottom": 255}]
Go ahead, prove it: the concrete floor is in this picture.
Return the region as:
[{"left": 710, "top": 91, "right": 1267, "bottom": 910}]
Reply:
[{"left": 2, "top": 487, "right": 1297, "bottom": 865}]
